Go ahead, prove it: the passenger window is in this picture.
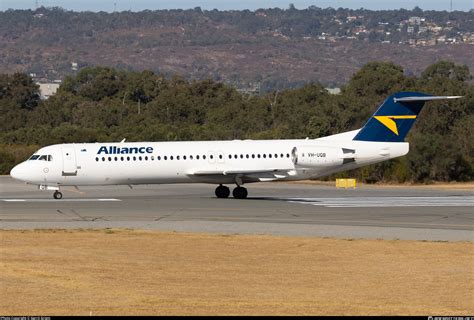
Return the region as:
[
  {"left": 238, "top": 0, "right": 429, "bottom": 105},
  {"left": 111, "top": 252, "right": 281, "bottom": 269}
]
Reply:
[
  {"left": 95, "top": 157, "right": 99, "bottom": 162},
  {"left": 157, "top": 156, "right": 161, "bottom": 160},
  {"left": 274, "top": 154, "right": 278, "bottom": 158},
  {"left": 121, "top": 157, "right": 124, "bottom": 161},
  {"left": 114, "top": 157, "right": 118, "bottom": 161},
  {"left": 269, "top": 154, "right": 272, "bottom": 158},
  {"left": 257, "top": 154, "right": 261, "bottom": 158},
  {"left": 246, "top": 154, "right": 249, "bottom": 159},
  {"left": 151, "top": 156, "right": 154, "bottom": 160},
  {"left": 190, "top": 155, "right": 193, "bottom": 160},
  {"left": 240, "top": 154, "right": 243, "bottom": 159},
  {"left": 127, "top": 156, "right": 130, "bottom": 161},
  {"left": 210, "top": 155, "right": 213, "bottom": 159},
  {"left": 170, "top": 156, "right": 174, "bottom": 160},
  {"left": 108, "top": 157, "right": 112, "bottom": 161},
  {"left": 234, "top": 154, "right": 237, "bottom": 159},
  {"left": 102, "top": 157, "right": 105, "bottom": 161},
  {"left": 177, "top": 156, "right": 180, "bottom": 160},
  {"left": 252, "top": 154, "right": 255, "bottom": 158},
  {"left": 197, "top": 155, "right": 200, "bottom": 160},
  {"left": 228, "top": 155, "right": 232, "bottom": 159},
  {"left": 219, "top": 155, "right": 222, "bottom": 159},
  {"left": 263, "top": 154, "right": 266, "bottom": 158},
  {"left": 203, "top": 155, "right": 206, "bottom": 160},
  {"left": 287, "top": 153, "right": 290, "bottom": 158},
  {"left": 183, "top": 155, "right": 187, "bottom": 160},
  {"left": 280, "top": 153, "right": 284, "bottom": 158},
  {"left": 164, "top": 156, "right": 167, "bottom": 160},
  {"left": 133, "top": 156, "right": 136, "bottom": 161}
]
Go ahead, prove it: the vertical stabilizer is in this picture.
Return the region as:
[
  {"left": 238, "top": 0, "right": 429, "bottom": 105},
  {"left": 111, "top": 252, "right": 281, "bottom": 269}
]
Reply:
[{"left": 353, "top": 92, "right": 461, "bottom": 142}]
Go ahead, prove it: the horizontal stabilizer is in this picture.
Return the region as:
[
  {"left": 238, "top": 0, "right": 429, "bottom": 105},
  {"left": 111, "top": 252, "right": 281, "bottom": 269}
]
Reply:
[{"left": 393, "top": 96, "right": 462, "bottom": 103}]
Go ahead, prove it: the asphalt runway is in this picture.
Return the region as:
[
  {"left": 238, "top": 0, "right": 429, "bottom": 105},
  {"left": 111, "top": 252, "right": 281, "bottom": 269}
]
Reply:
[{"left": 1, "top": 176, "right": 473, "bottom": 241}]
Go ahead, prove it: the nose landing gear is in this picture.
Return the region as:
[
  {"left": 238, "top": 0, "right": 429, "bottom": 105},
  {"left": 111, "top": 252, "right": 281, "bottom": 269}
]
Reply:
[
  {"left": 53, "top": 191, "right": 63, "bottom": 199},
  {"left": 39, "top": 185, "right": 63, "bottom": 199}
]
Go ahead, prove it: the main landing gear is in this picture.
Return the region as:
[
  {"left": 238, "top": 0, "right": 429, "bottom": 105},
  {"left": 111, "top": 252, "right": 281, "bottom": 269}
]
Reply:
[
  {"left": 53, "top": 191, "right": 63, "bottom": 199},
  {"left": 232, "top": 186, "right": 248, "bottom": 199},
  {"left": 215, "top": 184, "right": 248, "bottom": 199},
  {"left": 215, "top": 185, "right": 230, "bottom": 198}
]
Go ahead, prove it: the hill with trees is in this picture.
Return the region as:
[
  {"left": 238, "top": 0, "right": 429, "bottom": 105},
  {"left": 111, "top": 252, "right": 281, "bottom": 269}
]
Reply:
[
  {"left": 1, "top": 61, "right": 472, "bottom": 182},
  {"left": 0, "top": 7, "right": 473, "bottom": 90}
]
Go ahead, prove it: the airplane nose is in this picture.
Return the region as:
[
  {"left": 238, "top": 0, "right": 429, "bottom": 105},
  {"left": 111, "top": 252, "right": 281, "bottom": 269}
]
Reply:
[{"left": 10, "top": 163, "right": 27, "bottom": 182}]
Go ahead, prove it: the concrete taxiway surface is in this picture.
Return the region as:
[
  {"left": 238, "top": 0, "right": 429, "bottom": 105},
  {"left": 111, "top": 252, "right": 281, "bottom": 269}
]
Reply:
[{"left": 0, "top": 176, "right": 473, "bottom": 241}]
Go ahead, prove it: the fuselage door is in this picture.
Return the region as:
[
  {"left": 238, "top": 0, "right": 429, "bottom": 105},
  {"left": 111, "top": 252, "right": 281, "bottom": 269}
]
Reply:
[{"left": 62, "top": 147, "right": 77, "bottom": 176}]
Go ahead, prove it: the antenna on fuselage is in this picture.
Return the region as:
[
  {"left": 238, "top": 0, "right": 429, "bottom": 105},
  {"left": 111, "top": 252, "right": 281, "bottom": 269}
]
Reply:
[{"left": 120, "top": 138, "right": 126, "bottom": 143}]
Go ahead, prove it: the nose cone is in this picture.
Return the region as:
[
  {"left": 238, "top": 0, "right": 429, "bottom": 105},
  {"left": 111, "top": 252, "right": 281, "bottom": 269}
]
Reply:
[{"left": 10, "top": 162, "right": 28, "bottom": 182}]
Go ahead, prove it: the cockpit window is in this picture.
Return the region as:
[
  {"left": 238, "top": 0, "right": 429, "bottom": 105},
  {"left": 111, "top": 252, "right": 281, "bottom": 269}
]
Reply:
[{"left": 29, "top": 154, "right": 53, "bottom": 161}]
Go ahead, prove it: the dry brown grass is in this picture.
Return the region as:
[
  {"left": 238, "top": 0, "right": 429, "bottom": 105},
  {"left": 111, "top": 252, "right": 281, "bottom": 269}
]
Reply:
[{"left": 0, "top": 229, "right": 473, "bottom": 315}]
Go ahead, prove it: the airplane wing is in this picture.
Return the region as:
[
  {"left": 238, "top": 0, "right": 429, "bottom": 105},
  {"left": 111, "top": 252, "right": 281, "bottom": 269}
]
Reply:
[
  {"left": 188, "top": 168, "right": 294, "bottom": 182},
  {"left": 191, "top": 169, "right": 285, "bottom": 175}
]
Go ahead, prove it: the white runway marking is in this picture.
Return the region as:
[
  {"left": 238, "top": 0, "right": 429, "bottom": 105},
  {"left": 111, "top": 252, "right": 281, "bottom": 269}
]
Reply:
[
  {"left": 288, "top": 196, "right": 474, "bottom": 208},
  {"left": 1, "top": 198, "right": 121, "bottom": 202}
]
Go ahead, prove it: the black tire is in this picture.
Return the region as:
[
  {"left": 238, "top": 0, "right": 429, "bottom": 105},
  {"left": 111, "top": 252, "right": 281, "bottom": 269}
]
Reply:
[
  {"left": 53, "top": 191, "right": 63, "bottom": 199},
  {"left": 215, "top": 185, "right": 230, "bottom": 198},
  {"left": 232, "top": 186, "right": 248, "bottom": 199}
]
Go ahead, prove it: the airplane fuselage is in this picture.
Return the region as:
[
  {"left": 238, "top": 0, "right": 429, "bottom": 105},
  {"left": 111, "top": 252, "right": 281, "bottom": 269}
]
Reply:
[
  {"left": 10, "top": 130, "right": 408, "bottom": 187},
  {"left": 10, "top": 92, "right": 459, "bottom": 199}
]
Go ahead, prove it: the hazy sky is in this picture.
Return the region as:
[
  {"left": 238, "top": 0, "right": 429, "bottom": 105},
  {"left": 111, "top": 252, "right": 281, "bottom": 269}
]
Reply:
[{"left": 1, "top": 0, "right": 472, "bottom": 12}]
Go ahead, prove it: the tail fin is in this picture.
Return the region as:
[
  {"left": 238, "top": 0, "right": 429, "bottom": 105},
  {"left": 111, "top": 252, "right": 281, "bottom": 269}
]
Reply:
[{"left": 352, "top": 92, "right": 462, "bottom": 142}]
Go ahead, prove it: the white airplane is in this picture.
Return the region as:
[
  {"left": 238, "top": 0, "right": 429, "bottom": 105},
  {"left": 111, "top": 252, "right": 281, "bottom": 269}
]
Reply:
[{"left": 10, "top": 92, "right": 461, "bottom": 199}]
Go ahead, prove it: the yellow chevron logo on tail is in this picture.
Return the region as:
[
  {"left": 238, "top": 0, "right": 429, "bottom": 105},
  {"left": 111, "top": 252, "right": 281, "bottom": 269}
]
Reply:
[{"left": 374, "top": 115, "right": 417, "bottom": 135}]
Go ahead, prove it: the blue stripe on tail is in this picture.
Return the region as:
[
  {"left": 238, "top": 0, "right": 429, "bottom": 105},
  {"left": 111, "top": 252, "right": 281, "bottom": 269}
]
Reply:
[{"left": 353, "top": 92, "right": 431, "bottom": 142}]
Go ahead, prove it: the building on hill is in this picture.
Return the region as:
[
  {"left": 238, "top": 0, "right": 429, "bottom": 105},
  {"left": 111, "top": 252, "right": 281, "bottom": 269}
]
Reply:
[
  {"left": 325, "top": 87, "right": 341, "bottom": 95},
  {"left": 36, "top": 82, "right": 60, "bottom": 100}
]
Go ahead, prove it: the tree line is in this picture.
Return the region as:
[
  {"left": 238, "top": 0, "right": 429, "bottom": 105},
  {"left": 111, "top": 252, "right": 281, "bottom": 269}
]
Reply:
[{"left": 0, "top": 60, "right": 472, "bottom": 182}]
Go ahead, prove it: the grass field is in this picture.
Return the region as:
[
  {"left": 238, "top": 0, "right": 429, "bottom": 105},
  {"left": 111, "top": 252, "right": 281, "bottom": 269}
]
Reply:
[{"left": 0, "top": 229, "right": 472, "bottom": 315}]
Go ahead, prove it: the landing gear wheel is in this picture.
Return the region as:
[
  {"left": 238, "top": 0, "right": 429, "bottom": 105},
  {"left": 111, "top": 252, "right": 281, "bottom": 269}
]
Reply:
[
  {"left": 215, "top": 185, "right": 230, "bottom": 198},
  {"left": 53, "top": 191, "right": 63, "bottom": 199},
  {"left": 232, "top": 186, "right": 248, "bottom": 199}
]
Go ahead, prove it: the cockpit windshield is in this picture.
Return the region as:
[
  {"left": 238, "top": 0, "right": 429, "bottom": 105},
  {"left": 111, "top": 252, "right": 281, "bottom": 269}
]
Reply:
[{"left": 29, "top": 154, "right": 52, "bottom": 161}]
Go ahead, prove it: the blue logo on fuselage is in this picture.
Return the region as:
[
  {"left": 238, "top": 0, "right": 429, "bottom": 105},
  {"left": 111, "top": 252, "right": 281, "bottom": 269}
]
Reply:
[{"left": 97, "top": 146, "right": 153, "bottom": 154}]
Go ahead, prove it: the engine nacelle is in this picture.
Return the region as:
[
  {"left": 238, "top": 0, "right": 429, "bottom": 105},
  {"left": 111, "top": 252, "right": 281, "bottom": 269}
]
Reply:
[{"left": 291, "top": 146, "right": 346, "bottom": 168}]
